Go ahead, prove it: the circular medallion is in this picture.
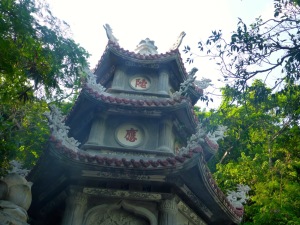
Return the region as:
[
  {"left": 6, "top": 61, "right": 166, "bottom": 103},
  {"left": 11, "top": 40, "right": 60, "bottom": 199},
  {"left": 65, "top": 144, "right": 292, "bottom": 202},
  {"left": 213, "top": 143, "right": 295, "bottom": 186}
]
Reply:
[
  {"left": 130, "top": 76, "right": 150, "bottom": 90},
  {"left": 116, "top": 123, "right": 144, "bottom": 147}
]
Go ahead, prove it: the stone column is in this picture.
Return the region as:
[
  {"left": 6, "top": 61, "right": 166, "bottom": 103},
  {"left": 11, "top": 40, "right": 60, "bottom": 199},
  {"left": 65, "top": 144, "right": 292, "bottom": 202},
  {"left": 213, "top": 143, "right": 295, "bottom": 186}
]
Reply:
[
  {"left": 112, "top": 68, "right": 126, "bottom": 90},
  {"left": 86, "top": 114, "right": 106, "bottom": 146},
  {"left": 61, "top": 190, "right": 87, "bottom": 225},
  {"left": 158, "top": 119, "right": 174, "bottom": 153},
  {"left": 159, "top": 198, "right": 178, "bottom": 225},
  {"left": 158, "top": 69, "right": 169, "bottom": 95}
]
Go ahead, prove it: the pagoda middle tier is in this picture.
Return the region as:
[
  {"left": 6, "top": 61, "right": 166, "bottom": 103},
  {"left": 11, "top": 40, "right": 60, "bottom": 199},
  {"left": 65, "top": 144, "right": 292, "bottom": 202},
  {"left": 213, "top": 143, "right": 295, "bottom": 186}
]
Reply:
[{"left": 63, "top": 40, "right": 219, "bottom": 159}]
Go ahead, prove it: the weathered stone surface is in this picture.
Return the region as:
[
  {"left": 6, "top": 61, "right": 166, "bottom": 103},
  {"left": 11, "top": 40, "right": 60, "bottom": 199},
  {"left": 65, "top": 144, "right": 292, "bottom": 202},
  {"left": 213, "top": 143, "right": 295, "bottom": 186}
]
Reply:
[
  {"left": 0, "top": 211, "right": 29, "bottom": 225},
  {"left": 0, "top": 200, "right": 28, "bottom": 222},
  {"left": 159, "top": 198, "right": 178, "bottom": 225},
  {"left": 0, "top": 180, "right": 8, "bottom": 200},
  {"left": 0, "top": 173, "right": 32, "bottom": 225}
]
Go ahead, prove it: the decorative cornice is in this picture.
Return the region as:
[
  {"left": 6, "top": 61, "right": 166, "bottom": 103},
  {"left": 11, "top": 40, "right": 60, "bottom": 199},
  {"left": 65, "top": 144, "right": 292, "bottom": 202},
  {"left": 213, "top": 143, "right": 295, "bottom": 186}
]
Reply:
[
  {"left": 81, "top": 170, "right": 166, "bottom": 181},
  {"left": 47, "top": 135, "right": 244, "bottom": 219},
  {"left": 45, "top": 134, "right": 242, "bottom": 222},
  {"left": 83, "top": 188, "right": 165, "bottom": 201},
  {"left": 49, "top": 134, "right": 202, "bottom": 169}
]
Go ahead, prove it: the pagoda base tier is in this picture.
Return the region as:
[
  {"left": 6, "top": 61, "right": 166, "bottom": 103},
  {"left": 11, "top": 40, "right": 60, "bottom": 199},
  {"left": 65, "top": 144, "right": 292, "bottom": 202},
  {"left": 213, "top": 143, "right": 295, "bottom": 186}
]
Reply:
[{"left": 27, "top": 146, "right": 242, "bottom": 225}]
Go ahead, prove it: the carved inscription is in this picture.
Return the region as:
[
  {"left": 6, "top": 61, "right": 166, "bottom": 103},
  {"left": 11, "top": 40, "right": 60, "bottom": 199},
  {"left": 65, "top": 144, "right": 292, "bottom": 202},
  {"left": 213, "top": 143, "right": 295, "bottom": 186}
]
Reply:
[
  {"left": 82, "top": 170, "right": 166, "bottom": 181},
  {"left": 125, "top": 61, "right": 159, "bottom": 69},
  {"left": 116, "top": 124, "right": 143, "bottom": 147},
  {"left": 124, "top": 128, "right": 138, "bottom": 142},
  {"left": 130, "top": 77, "right": 150, "bottom": 90},
  {"left": 83, "top": 188, "right": 162, "bottom": 201}
]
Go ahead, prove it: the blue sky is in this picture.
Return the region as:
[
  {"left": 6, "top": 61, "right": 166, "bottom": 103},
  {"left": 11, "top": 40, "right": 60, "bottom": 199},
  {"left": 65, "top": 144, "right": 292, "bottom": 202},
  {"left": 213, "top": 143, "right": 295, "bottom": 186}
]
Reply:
[{"left": 47, "top": 0, "right": 274, "bottom": 108}]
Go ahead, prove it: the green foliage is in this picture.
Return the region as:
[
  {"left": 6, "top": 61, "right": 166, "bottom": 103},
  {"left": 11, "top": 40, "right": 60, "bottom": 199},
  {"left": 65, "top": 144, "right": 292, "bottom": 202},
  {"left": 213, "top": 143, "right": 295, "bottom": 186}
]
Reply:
[
  {"left": 0, "top": 0, "right": 89, "bottom": 175},
  {"left": 199, "top": 81, "right": 300, "bottom": 224},
  {"left": 185, "top": 0, "right": 300, "bottom": 106},
  {"left": 0, "top": 101, "right": 49, "bottom": 175},
  {"left": 189, "top": 1, "right": 300, "bottom": 222},
  {"left": 0, "top": 0, "right": 89, "bottom": 102},
  {"left": 189, "top": 0, "right": 300, "bottom": 223}
]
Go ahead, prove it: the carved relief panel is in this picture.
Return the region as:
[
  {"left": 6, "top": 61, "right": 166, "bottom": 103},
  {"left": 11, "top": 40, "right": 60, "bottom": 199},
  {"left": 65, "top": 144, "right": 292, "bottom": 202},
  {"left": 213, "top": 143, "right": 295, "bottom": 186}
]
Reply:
[
  {"left": 83, "top": 201, "right": 155, "bottom": 225},
  {"left": 85, "top": 208, "right": 149, "bottom": 225}
]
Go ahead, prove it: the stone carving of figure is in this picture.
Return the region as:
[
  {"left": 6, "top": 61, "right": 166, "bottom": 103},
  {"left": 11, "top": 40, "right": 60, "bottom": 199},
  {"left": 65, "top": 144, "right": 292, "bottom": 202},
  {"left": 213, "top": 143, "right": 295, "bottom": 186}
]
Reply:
[
  {"left": 179, "top": 124, "right": 206, "bottom": 153},
  {"left": 103, "top": 24, "right": 119, "bottom": 43},
  {"left": 194, "top": 78, "right": 212, "bottom": 90},
  {"left": 172, "top": 67, "right": 198, "bottom": 98},
  {"left": 206, "top": 125, "right": 227, "bottom": 143},
  {"left": 227, "top": 184, "right": 251, "bottom": 209},
  {"left": 187, "top": 67, "right": 198, "bottom": 78},
  {"left": 170, "top": 31, "right": 186, "bottom": 51},
  {"left": 0, "top": 173, "right": 33, "bottom": 225},
  {"left": 180, "top": 124, "right": 226, "bottom": 154}
]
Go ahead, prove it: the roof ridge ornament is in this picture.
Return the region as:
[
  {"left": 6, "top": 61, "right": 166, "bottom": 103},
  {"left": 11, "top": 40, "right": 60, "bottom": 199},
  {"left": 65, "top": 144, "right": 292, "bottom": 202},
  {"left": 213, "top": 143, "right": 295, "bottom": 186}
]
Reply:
[
  {"left": 227, "top": 184, "right": 251, "bottom": 209},
  {"left": 103, "top": 24, "right": 119, "bottom": 44},
  {"left": 135, "top": 38, "right": 158, "bottom": 55},
  {"left": 44, "top": 105, "right": 81, "bottom": 151},
  {"left": 194, "top": 78, "right": 212, "bottom": 89},
  {"left": 170, "top": 31, "right": 186, "bottom": 51},
  {"left": 171, "top": 67, "right": 198, "bottom": 98}
]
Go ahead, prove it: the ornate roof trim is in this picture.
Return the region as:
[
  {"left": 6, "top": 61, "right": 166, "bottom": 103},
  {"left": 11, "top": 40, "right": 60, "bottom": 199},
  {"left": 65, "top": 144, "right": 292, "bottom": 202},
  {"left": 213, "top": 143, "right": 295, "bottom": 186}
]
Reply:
[
  {"left": 65, "top": 85, "right": 200, "bottom": 127},
  {"left": 93, "top": 41, "right": 188, "bottom": 78},
  {"left": 46, "top": 134, "right": 242, "bottom": 221},
  {"left": 198, "top": 158, "right": 244, "bottom": 223}
]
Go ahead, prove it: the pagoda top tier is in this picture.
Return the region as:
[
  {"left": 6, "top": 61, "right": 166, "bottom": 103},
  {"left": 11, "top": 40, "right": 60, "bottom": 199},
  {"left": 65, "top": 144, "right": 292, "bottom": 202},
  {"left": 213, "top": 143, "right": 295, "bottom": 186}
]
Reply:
[
  {"left": 103, "top": 24, "right": 186, "bottom": 55},
  {"left": 93, "top": 25, "right": 209, "bottom": 106}
]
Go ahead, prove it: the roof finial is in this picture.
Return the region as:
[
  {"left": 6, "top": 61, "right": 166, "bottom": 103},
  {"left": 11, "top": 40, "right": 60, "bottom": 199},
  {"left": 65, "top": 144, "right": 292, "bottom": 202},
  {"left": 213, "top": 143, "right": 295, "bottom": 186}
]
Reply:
[
  {"left": 103, "top": 24, "right": 119, "bottom": 43},
  {"left": 135, "top": 38, "right": 158, "bottom": 55},
  {"left": 170, "top": 31, "right": 186, "bottom": 51}
]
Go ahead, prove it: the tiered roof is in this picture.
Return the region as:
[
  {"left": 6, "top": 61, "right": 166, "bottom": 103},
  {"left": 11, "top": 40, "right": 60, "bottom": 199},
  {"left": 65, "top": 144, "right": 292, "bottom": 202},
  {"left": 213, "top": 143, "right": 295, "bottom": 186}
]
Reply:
[{"left": 28, "top": 30, "right": 243, "bottom": 225}]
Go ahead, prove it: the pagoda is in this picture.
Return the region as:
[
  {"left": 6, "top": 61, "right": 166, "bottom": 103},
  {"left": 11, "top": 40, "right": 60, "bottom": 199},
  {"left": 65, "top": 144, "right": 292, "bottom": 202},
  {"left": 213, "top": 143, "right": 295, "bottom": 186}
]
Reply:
[{"left": 28, "top": 25, "right": 244, "bottom": 225}]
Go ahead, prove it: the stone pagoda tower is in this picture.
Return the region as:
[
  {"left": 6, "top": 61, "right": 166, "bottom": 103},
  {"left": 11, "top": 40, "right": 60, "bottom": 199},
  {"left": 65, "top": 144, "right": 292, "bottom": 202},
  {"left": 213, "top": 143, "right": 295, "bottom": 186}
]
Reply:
[{"left": 28, "top": 25, "right": 244, "bottom": 225}]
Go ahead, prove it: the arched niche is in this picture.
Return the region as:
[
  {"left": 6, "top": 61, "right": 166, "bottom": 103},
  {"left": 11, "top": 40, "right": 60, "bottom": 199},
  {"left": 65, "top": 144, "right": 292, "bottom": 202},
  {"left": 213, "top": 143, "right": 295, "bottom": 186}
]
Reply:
[{"left": 83, "top": 200, "right": 157, "bottom": 225}]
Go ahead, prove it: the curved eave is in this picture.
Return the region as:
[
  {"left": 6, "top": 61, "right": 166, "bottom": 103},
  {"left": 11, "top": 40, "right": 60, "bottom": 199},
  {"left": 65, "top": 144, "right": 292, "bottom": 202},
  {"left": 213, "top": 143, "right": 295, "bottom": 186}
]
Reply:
[
  {"left": 183, "top": 156, "right": 243, "bottom": 224},
  {"left": 28, "top": 140, "right": 242, "bottom": 224},
  {"left": 65, "top": 87, "right": 217, "bottom": 160},
  {"left": 65, "top": 87, "right": 199, "bottom": 138},
  {"left": 93, "top": 41, "right": 188, "bottom": 85}
]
